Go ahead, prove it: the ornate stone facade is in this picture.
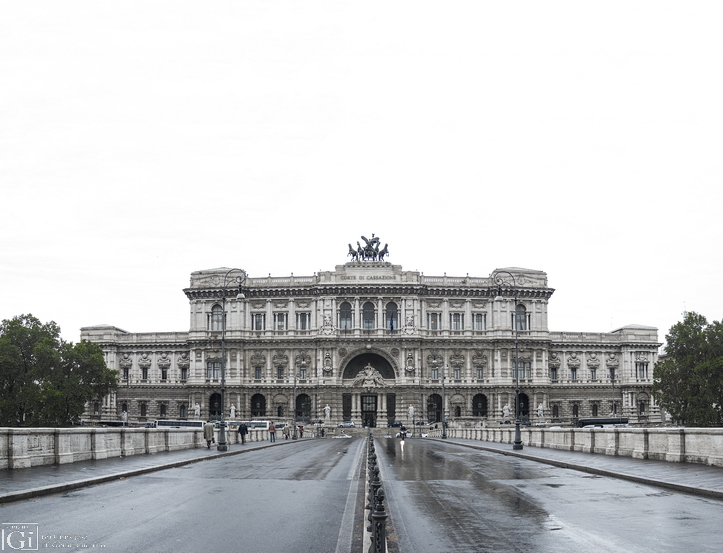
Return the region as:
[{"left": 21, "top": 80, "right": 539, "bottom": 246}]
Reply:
[{"left": 81, "top": 259, "right": 661, "bottom": 426}]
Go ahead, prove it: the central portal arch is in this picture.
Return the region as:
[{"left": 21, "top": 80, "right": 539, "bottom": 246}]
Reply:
[{"left": 340, "top": 352, "right": 397, "bottom": 428}]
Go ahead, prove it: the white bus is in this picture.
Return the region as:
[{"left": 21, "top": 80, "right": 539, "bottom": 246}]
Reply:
[
  {"left": 154, "top": 420, "right": 205, "bottom": 429},
  {"left": 238, "top": 420, "right": 272, "bottom": 430}
]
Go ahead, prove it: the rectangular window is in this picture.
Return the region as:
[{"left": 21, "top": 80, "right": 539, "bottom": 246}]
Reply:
[
  {"left": 636, "top": 363, "right": 648, "bottom": 379},
  {"left": 512, "top": 361, "right": 531, "bottom": 379},
  {"left": 141, "top": 367, "right": 148, "bottom": 380},
  {"left": 300, "top": 367, "right": 307, "bottom": 379},
  {"left": 277, "top": 367, "right": 284, "bottom": 379},
  {"left": 253, "top": 314, "right": 266, "bottom": 331},
  {"left": 180, "top": 367, "right": 188, "bottom": 380},
  {"left": 453, "top": 367, "right": 461, "bottom": 380},
  {"left": 274, "top": 313, "right": 287, "bottom": 331},
  {"left": 255, "top": 367, "right": 262, "bottom": 380},
  {"left": 590, "top": 367, "right": 597, "bottom": 380},
  {"left": 473, "top": 313, "right": 487, "bottom": 330},
  {"left": 431, "top": 367, "right": 439, "bottom": 380},
  {"left": 512, "top": 313, "right": 531, "bottom": 331},
  {"left": 476, "top": 367, "right": 484, "bottom": 379},
  {"left": 570, "top": 368, "right": 578, "bottom": 381},
  {"left": 207, "top": 362, "right": 220, "bottom": 379},
  {"left": 550, "top": 368, "right": 558, "bottom": 381},
  {"left": 123, "top": 367, "right": 129, "bottom": 380},
  {"left": 161, "top": 368, "right": 168, "bottom": 381},
  {"left": 296, "top": 313, "right": 310, "bottom": 330},
  {"left": 450, "top": 313, "right": 464, "bottom": 331},
  {"left": 427, "top": 313, "right": 441, "bottom": 330}
]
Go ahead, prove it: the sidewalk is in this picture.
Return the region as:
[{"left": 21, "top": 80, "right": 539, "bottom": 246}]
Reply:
[
  {"left": 0, "top": 440, "right": 285, "bottom": 504},
  {"left": 431, "top": 437, "right": 723, "bottom": 499}
]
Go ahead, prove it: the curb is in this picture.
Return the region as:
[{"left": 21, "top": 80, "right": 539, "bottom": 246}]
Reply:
[
  {"left": 0, "top": 440, "right": 291, "bottom": 504},
  {"left": 429, "top": 438, "right": 723, "bottom": 500}
]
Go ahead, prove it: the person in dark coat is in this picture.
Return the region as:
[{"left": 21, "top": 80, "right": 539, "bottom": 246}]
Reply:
[{"left": 238, "top": 422, "right": 248, "bottom": 444}]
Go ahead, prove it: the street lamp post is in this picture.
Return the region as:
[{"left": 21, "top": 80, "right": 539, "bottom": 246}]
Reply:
[
  {"left": 218, "top": 268, "right": 247, "bottom": 452},
  {"left": 292, "top": 363, "right": 304, "bottom": 440},
  {"left": 441, "top": 364, "right": 447, "bottom": 439},
  {"left": 494, "top": 271, "right": 523, "bottom": 451}
]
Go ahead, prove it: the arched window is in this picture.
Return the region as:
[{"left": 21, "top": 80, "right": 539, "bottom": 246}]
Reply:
[
  {"left": 296, "top": 393, "right": 312, "bottom": 422},
  {"left": 210, "top": 304, "right": 224, "bottom": 331},
  {"left": 251, "top": 394, "right": 266, "bottom": 417},
  {"left": 552, "top": 405, "right": 559, "bottom": 418},
  {"left": 513, "top": 304, "right": 528, "bottom": 330},
  {"left": 277, "top": 406, "right": 285, "bottom": 418},
  {"left": 454, "top": 406, "right": 461, "bottom": 418},
  {"left": 572, "top": 404, "right": 579, "bottom": 418},
  {"left": 427, "top": 394, "right": 442, "bottom": 423},
  {"left": 472, "top": 394, "right": 488, "bottom": 417},
  {"left": 363, "top": 302, "right": 376, "bottom": 330},
  {"left": 592, "top": 404, "right": 598, "bottom": 417},
  {"left": 339, "top": 302, "right": 352, "bottom": 330},
  {"left": 209, "top": 393, "right": 222, "bottom": 418},
  {"left": 639, "top": 401, "right": 646, "bottom": 415},
  {"left": 179, "top": 404, "right": 187, "bottom": 418},
  {"left": 385, "top": 302, "right": 398, "bottom": 331},
  {"left": 159, "top": 404, "right": 167, "bottom": 417}
]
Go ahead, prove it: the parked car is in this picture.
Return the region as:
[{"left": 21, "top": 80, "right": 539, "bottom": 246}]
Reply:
[
  {"left": 338, "top": 421, "right": 355, "bottom": 428},
  {"left": 387, "top": 422, "right": 403, "bottom": 427}
]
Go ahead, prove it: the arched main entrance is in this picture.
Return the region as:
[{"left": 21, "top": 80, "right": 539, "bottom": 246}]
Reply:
[{"left": 341, "top": 352, "right": 396, "bottom": 427}]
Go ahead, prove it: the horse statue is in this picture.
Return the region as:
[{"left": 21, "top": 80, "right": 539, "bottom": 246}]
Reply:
[
  {"left": 361, "top": 234, "right": 380, "bottom": 260},
  {"left": 347, "top": 243, "right": 359, "bottom": 262},
  {"left": 378, "top": 244, "right": 389, "bottom": 261}
]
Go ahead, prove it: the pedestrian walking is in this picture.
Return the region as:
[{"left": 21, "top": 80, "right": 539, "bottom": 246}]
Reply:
[
  {"left": 269, "top": 421, "right": 276, "bottom": 442},
  {"left": 238, "top": 422, "right": 248, "bottom": 444},
  {"left": 298, "top": 425, "right": 304, "bottom": 438},
  {"left": 203, "top": 420, "right": 215, "bottom": 449},
  {"left": 283, "top": 424, "right": 290, "bottom": 440}
]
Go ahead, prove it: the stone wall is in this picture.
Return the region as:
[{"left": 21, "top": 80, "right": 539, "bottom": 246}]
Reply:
[
  {"left": 432, "top": 426, "right": 723, "bottom": 467},
  {"left": 0, "top": 427, "right": 269, "bottom": 470}
]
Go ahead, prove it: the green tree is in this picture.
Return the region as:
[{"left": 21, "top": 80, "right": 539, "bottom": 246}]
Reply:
[
  {"left": 0, "top": 314, "right": 118, "bottom": 427},
  {"left": 653, "top": 312, "right": 723, "bottom": 427}
]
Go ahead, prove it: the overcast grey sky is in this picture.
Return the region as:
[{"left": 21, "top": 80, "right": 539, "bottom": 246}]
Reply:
[{"left": 2, "top": 1, "right": 721, "bottom": 346}]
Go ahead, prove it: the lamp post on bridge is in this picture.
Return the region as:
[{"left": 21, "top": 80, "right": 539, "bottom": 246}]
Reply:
[
  {"left": 217, "top": 268, "right": 247, "bottom": 451},
  {"left": 441, "top": 364, "right": 447, "bottom": 439},
  {"left": 494, "top": 270, "right": 523, "bottom": 451}
]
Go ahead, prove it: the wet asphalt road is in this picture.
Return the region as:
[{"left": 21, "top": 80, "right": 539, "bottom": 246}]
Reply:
[
  {"left": 378, "top": 437, "right": 723, "bottom": 553},
  {"left": 0, "top": 438, "right": 366, "bottom": 553}
]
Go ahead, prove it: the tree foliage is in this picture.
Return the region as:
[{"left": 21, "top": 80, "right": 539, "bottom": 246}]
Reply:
[
  {"left": 653, "top": 312, "right": 723, "bottom": 427},
  {"left": 0, "top": 314, "right": 118, "bottom": 427}
]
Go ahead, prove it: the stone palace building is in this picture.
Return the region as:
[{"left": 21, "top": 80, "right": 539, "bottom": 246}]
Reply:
[{"left": 81, "top": 236, "right": 661, "bottom": 427}]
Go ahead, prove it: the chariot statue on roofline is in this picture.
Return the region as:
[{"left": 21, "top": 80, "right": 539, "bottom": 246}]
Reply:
[{"left": 347, "top": 233, "right": 389, "bottom": 262}]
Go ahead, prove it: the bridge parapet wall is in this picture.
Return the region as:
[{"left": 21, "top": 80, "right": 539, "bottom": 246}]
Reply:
[{"left": 427, "top": 426, "right": 723, "bottom": 468}]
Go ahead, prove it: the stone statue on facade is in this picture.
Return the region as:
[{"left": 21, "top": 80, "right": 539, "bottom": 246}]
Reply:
[
  {"left": 194, "top": 403, "right": 201, "bottom": 418},
  {"left": 324, "top": 404, "right": 331, "bottom": 420},
  {"left": 408, "top": 405, "right": 414, "bottom": 420},
  {"left": 351, "top": 363, "right": 386, "bottom": 388},
  {"left": 503, "top": 403, "right": 510, "bottom": 420},
  {"left": 537, "top": 403, "right": 544, "bottom": 419},
  {"left": 230, "top": 404, "right": 235, "bottom": 419}
]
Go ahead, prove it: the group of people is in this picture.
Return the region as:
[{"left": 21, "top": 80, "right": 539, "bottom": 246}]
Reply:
[
  {"left": 271, "top": 422, "right": 305, "bottom": 441},
  {"left": 202, "top": 420, "right": 307, "bottom": 449}
]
